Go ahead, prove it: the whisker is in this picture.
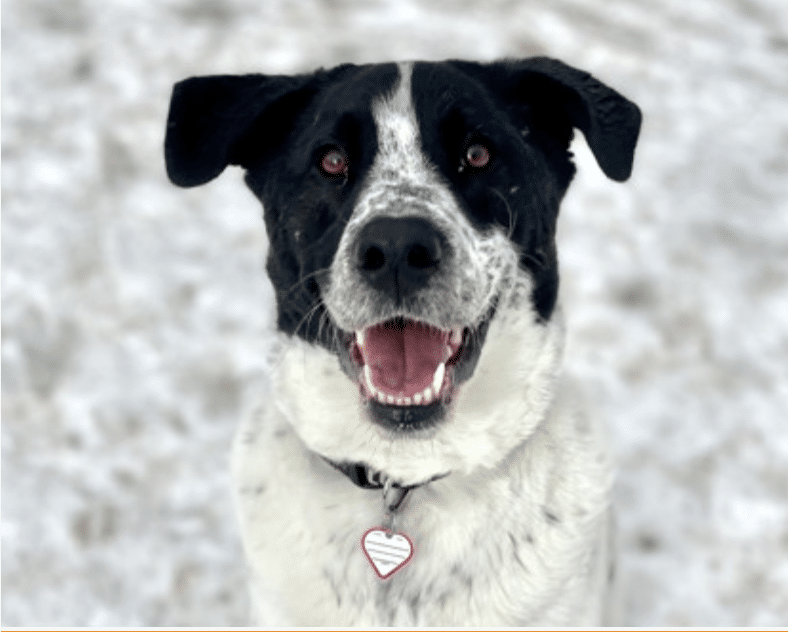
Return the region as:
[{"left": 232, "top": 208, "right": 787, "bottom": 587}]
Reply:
[
  {"left": 283, "top": 266, "right": 332, "bottom": 301},
  {"left": 291, "top": 298, "right": 326, "bottom": 340}
]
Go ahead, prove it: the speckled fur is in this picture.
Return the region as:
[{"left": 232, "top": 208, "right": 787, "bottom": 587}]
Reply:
[{"left": 325, "top": 63, "right": 513, "bottom": 334}]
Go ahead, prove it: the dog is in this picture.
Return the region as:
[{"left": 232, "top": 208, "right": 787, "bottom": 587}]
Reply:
[{"left": 164, "top": 57, "right": 641, "bottom": 626}]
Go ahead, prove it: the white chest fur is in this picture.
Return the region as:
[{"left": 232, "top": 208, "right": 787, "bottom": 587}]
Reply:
[{"left": 231, "top": 367, "right": 613, "bottom": 626}]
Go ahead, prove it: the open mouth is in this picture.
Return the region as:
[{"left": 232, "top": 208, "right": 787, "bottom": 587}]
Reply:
[
  {"left": 352, "top": 318, "right": 463, "bottom": 407},
  {"left": 345, "top": 309, "right": 493, "bottom": 431}
]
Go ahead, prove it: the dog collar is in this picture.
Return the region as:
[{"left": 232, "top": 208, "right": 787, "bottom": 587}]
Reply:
[
  {"left": 322, "top": 457, "right": 448, "bottom": 492},
  {"left": 322, "top": 457, "right": 450, "bottom": 579}
]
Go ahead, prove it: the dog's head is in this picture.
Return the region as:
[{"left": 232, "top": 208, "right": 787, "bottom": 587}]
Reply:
[{"left": 165, "top": 59, "right": 640, "bottom": 482}]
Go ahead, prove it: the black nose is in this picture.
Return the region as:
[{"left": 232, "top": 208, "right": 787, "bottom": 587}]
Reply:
[{"left": 355, "top": 217, "right": 446, "bottom": 301}]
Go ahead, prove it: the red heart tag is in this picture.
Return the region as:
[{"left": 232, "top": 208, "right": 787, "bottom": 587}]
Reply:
[{"left": 361, "top": 527, "right": 414, "bottom": 579}]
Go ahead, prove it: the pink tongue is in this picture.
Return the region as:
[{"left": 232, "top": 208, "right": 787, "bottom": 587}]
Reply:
[{"left": 362, "top": 321, "right": 450, "bottom": 397}]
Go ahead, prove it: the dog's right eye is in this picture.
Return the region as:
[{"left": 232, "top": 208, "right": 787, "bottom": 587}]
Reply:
[
  {"left": 320, "top": 149, "right": 348, "bottom": 177},
  {"left": 466, "top": 144, "right": 490, "bottom": 168},
  {"left": 457, "top": 140, "right": 493, "bottom": 174}
]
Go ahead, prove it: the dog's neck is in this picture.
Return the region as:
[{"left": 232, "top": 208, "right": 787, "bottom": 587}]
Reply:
[{"left": 322, "top": 456, "right": 448, "bottom": 491}]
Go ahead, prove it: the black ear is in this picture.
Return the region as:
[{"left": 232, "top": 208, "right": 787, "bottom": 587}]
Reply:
[
  {"left": 164, "top": 73, "right": 318, "bottom": 187},
  {"left": 460, "top": 57, "right": 642, "bottom": 181}
]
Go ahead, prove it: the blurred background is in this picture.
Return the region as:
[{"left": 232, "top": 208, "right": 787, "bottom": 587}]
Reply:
[{"left": 2, "top": 0, "right": 788, "bottom": 625}]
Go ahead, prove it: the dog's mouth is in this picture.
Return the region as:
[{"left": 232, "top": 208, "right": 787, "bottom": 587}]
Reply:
[
  {"left": 352, "top": 318, "right": 462, "bottom": 406},
  {"left": 343, "top": 306, "right": 495, "bottom": 432}
]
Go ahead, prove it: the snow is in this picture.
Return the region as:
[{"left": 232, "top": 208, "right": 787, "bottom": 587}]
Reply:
[{"left": 2, "top": 0, "right": 788, "bottom": 625}]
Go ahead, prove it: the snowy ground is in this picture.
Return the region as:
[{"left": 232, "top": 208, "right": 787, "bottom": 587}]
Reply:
[{"left": 3, "top": 0, "right": 788, "bottom": 626}]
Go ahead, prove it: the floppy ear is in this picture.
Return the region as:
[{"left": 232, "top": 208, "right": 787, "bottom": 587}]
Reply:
[
  {"left": 458, "top": 57, "right": 642, "bottom": 181},
  {"left": 164, "top": 73, "right": 318, "bottom": 187},
  {"left": 520, "top": 58, "right": 641, "bottom": 181}
]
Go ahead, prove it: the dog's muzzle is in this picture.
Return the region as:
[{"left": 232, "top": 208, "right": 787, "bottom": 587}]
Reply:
[{"left": 335, "top": 216, "right": 496, "bottom": 432}]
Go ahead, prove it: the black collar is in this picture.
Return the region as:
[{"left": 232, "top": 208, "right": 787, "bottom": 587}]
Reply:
[{"left": 323, "top": 457, "right": 448, "bottom": 491}]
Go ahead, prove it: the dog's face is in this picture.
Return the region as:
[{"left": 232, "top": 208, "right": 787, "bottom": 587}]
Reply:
[{"left": 165, "top": 58, "right": 640, "bottom": 482}]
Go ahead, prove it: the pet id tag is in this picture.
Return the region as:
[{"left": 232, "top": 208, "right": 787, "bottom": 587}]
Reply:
[
  {"left": 361, "top": 480, "right": 413, "bottom": 579},
  {"left": 361, "top": 527, "right": 414, "bottom": 579}
]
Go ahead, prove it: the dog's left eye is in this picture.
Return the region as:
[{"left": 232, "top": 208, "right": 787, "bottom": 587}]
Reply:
[
  {"left": 465, "top": 144, "right": 490, "bottom": 169},
  {"left": 320, "top": 149, "right": 349, "bottom": 177}
]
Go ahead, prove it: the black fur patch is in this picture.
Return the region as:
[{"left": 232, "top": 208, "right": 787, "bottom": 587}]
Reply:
[{"left": 165, "top": 57, "right": 640, "bottom": 343}]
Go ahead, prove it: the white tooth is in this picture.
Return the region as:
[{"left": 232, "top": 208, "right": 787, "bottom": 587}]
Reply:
[
  {"left": 421, "top": 386, "right": 433, "bottom": 404},
  {"left": 364, "top": 365, "right": 377, "bottom": 396},
  {"left": 404, "top": 397, "right": 411, "bottom": 406},
  {"left": 432, "top": 363, "right": 445, "bottom": 396},
  {"left": 387, "top": 394, "right": 395, "bottom": 404},
  {"left": 450, "top": 327, "right": 463, "bottom": 346},
  {"left": 414, "top": 392, "right": 422, "bottom": 405},
  {"left": 356, "top": 330, "right": 365, "bottom": 346},
  {"left": 377, "top": 392, "right": 387, "bottom": 404},
  {"left": 396, "top": 397, "right": 403, "bottom": 406}
]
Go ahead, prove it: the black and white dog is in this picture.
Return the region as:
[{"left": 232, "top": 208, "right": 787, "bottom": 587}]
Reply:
[{"left": 165, "top": 57, "right": 640, "bottom": 626}]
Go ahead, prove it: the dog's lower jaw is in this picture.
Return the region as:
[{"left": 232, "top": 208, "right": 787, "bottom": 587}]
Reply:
[{"left": 269, "top": 300, "right": 565, "bottom": 485}]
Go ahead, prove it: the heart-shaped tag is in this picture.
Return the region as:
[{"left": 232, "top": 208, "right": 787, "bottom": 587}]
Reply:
[{"left": 362, "top": 527, "right": 414, "bottom": 579}]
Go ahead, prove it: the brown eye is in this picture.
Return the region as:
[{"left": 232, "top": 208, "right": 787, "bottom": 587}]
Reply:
[
  {"left": 466, "top": 144, "right": 490, "bottom": 168},
  {"left": 321, "top": 149, "right": 348, "bottom": 176}
]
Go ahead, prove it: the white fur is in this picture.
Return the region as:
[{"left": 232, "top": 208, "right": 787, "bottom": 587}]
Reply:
[
  {"left": 232, "top": 317, "right": 613, "bottom": 624},
  {"left": 231, "top": 63, "right": 615, "bottom": 625}
]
